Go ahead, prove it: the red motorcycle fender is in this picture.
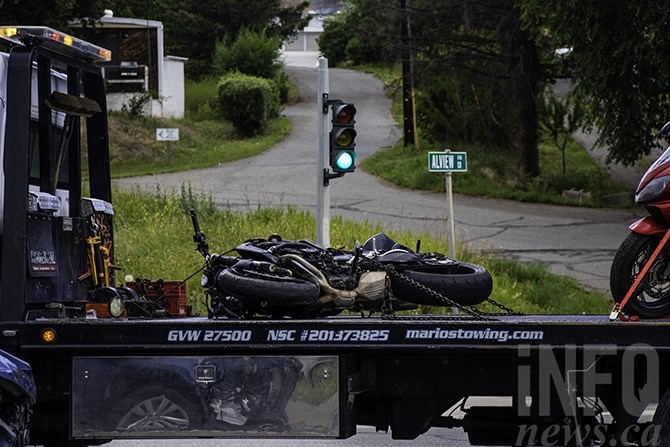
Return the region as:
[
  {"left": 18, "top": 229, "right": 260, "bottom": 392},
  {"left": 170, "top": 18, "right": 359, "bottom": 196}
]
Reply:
[{"left": 629, "top": 216, "right": 669, "bottom": 237}]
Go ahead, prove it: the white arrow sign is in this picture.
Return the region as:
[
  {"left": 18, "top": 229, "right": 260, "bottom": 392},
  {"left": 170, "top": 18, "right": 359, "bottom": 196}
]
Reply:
[{"left": 156, "top": 128, "right": 179, "bottom": 141}]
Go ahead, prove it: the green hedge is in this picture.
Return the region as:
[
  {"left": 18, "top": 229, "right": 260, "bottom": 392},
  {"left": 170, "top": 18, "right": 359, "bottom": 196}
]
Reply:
[{"left": 217, "top": 72, "right": 280, "bottom": 136}]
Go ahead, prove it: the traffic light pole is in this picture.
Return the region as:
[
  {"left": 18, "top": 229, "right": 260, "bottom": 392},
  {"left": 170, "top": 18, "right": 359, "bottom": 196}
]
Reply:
[{"left": 316, "top": 57, "right": 330, "bottom": 246}]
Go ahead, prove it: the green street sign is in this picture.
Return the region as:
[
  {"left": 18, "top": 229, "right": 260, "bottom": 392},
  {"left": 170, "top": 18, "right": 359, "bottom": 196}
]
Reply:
[{"left": 428, "top": 151, "right": 467, "bottom": 172}]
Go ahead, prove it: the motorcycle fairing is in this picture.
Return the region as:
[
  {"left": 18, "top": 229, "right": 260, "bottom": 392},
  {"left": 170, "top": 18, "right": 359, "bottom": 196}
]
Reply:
[{"left": 629, "top": 216, "right": 670, "bottom": 237}]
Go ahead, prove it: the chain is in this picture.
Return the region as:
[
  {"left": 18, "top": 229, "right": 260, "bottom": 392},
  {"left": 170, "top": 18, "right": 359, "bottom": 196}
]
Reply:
[
  {"left": 380, "top": 274, "right": 397, "bottom": 319},
  {"left": 480, "top": 298, "right": 524, "bottom": 316},
  {"left": 360, "top": 256, "right": 525, "bottom": 320},
  {"left": 359, "top": 257, "right": 496, "bottom": 321},
  {"left": 387, "top": 266, "right": 495, "bottom": 321},
  {"left": 89, "top": 214, "right": 111, "bottom": 244}
]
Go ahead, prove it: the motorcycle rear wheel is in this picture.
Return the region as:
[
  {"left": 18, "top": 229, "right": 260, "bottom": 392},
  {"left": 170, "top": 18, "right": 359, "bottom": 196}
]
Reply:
[
  {"left": 217, "top": 269, "right": 321, "bottom": 308},
  {"left": 610, "top": 232, "right": 670, "bottom": 318}
]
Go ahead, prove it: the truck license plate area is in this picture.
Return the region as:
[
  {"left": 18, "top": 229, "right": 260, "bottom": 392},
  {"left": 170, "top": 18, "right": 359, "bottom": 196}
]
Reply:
[{"left": 72, "top": 355, "right": 341, "bottom": 439}]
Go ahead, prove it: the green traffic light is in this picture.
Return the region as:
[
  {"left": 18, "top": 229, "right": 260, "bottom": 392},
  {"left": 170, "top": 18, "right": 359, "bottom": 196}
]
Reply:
[
  {"left": 335, "top": 151, "right": 354, "bottom": 170},
  {"left": 329, "top": 101, "right": 356, "bottom": 174}
]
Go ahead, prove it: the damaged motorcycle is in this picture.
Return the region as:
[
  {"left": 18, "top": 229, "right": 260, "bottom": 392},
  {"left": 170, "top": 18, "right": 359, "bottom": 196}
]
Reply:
[{"left": 190, "top": 210, "right": 493, "bottom": 319}]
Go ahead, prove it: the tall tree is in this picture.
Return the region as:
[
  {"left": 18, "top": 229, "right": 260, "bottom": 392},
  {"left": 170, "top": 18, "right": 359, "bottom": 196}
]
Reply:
[
  {"left": 0, "top": 0, "right": 105, "bottom": 30},
  {"left": 409, "top": 0, "right": 547, "bottom": 177},
  {"left": 503, "top": 5, "right": 542, "bottom": 177},
  {"left": 318, "top": 0, "right": 398, "bottom": 67},
  {"left": 520, "top": 0, "right": 670, "bottom": 166}
]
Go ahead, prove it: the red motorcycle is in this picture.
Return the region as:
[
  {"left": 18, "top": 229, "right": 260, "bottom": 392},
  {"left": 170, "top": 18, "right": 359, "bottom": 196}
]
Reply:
[{"left": 610, "top": 121, "right": 670, "bottom": 319}]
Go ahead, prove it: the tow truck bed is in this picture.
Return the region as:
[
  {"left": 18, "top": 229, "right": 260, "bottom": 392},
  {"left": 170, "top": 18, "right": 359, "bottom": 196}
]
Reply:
[
  {"left": 11, "top": 313, "right": 668, "bottom": 443},
  {"left": 7, "top": 314, "right": 669, "bottom": 351}
]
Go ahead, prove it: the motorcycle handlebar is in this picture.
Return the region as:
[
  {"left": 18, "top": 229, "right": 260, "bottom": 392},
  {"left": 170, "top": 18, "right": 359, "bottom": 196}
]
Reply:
[
  {"left": 190, "top": 209, "right": 209, "bottom": 258},
  {"left": 190, "top": 209, "right": 201, "bottom": 234}
]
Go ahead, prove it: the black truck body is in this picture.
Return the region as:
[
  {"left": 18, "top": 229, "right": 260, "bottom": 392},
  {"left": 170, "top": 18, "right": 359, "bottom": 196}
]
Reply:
[{"left": 0, "top": 26, "right": 667, "bottom": 447}]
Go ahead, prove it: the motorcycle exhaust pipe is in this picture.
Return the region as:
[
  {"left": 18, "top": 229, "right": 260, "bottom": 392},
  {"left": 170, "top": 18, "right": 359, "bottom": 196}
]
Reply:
[{"left": 280, "top": 254, "right": 357, "bottom": 305}]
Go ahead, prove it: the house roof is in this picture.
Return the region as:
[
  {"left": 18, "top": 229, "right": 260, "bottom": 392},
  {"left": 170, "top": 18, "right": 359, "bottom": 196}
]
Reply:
[{"left": 70, "top": 10, "right": 163, "bottom": 30}]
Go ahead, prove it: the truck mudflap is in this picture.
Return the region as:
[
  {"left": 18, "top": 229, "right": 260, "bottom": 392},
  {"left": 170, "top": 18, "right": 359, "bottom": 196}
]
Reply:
[{"left": 71, "top": 355, "right": 351, "bottom": 439}]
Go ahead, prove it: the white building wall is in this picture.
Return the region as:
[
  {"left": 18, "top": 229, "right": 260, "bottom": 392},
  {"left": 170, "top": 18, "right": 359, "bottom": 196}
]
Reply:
[
  {"left": 106, "top": 56, "right": 186, "bottom": 119},
  {"left": 159, "top": 56, "right": 187, "bottom": 118},
  {"left": 284, "top": 16, "right": 324, "bottom": 52}
]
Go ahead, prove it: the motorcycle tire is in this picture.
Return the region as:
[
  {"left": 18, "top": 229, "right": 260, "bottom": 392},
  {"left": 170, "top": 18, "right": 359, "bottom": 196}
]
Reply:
[
  {"left": 389, "top": 261, "right": 493, "bottom": 306},
  {"left": 217, "top": 269, "right": 321, "bottom": 308},
  {"left": 610, "top": 232, "right": 670, "bottom": 319}
]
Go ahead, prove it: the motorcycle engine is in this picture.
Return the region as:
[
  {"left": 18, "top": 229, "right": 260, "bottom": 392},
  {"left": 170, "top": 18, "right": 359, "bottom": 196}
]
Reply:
[{"left": 325, "top": 272, "right": 356, "bottom": 290}]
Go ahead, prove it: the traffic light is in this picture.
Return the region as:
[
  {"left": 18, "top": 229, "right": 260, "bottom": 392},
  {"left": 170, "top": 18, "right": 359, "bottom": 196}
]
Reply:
[{"left": 330, "top": 103, "right": 356, "bottom": 173}]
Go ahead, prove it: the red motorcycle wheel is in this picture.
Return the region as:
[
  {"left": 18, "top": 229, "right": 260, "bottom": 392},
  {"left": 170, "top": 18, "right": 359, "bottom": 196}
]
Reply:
[{"left": 610, "top": 232, "right": 670, "bottom": 318}]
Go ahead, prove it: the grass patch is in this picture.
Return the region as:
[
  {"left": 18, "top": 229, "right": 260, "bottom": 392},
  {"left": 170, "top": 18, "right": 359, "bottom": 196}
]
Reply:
[
  {"left": 113, "top": 188, "right": 610, "bottom": 316},
  {"left": 185, "top": 76, "right": 219, "bottom": 117},
  {"left": 361, "top": 138, "right": 626, "bottom": 207},
  {"left": 109, "top": 113, "right": 290, "bottom": 178},
  {"left": 107, "top": 74, "right": 292, "bottom": 178}
]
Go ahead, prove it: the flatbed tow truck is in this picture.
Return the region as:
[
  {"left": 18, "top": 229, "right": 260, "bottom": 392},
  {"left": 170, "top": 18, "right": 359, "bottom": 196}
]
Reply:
[{"left": 0, "top": 26, "right": 668, "bottom": 447}]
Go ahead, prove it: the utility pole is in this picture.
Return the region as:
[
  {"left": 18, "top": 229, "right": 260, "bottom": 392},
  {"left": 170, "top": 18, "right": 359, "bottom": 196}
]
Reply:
[{"left": 401, "top": 0, "right": 417, "bottom": 148}]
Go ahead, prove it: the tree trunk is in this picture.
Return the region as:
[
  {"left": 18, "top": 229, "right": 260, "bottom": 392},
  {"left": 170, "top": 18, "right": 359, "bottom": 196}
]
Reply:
[{"left": 509, "top": 15, "right": 541, "bottom": 178}]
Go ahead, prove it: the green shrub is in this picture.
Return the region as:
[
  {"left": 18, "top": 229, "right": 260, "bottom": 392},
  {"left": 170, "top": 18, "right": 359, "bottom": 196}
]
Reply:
[
  {"left": 212, "top": 27, "right": 282, "bottom": 80},
  {"left": 318, "top": 15, "right": 351, "bottom": 66},
  {"left": 217, "top": 72, "right": 280, "bottom": 136},
  {"left": 317, "top": 1, "right": 397, "bottom": 67},
  {"left": 274, "top": 71, "right": 291, "bottom": 104},
  {"left": 121, "top": 91, "right": 153, "bottom": 118}
]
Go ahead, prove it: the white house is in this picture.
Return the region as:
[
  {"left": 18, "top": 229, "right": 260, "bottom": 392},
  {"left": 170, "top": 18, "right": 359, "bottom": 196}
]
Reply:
[
  {"left": 284, "top": 15, "right": 324, "bottom": 52},
  {"left": 71, "top": 10, "right": 187, "bottom": 118}
]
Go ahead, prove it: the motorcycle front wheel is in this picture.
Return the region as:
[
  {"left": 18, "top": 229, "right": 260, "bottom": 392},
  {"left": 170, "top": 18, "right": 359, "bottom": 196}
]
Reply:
[
  {"left": 610, "top": 232, "right": 670, "bottom": 318},
  {"left": 390, "top": 261, "right": 493, "bottom": 307}
]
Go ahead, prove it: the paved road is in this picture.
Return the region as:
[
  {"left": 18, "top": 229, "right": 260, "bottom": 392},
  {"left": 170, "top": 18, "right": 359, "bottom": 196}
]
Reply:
[{"left": 116, "top": 51, "right": 643, "bottom": 297}]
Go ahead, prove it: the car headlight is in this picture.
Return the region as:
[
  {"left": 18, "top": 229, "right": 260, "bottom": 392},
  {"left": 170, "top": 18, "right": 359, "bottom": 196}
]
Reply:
[{"left": 636, "top": 175, "right": 670, "bottom": 203}]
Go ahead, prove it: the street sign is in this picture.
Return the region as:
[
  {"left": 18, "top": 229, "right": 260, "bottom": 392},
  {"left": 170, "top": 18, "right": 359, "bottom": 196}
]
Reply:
[
  {"left": 428, "top": 150, "right": 467, "bottom": 258},
  {"left": 156, "top": 128, "right": 179, "bottom": 141},
  {"left": 428, "top": 151, "right": 467, "bottom": 172}
]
